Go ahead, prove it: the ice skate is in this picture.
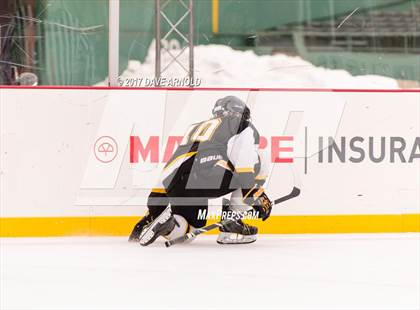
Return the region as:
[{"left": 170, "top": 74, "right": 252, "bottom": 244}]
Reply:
[
  {"left": 128, "top": 212, "right": 155, "bottom": 242},
  {"left": 139, "top": 206, "right": 176, "bottom": 246},
  {"left": 217, "top": 199, "right": 258, "bottom": 244},
  {"left": 217, "top": 219, "right": 258, "bottom": 244}
]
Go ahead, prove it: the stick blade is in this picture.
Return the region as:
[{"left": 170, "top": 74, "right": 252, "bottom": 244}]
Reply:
[
  {"left": 274, "top": 186, "right": 301, "bottom": 205},
  {"left": 290, "top": 186, "right": 301, "bottom": 198}
]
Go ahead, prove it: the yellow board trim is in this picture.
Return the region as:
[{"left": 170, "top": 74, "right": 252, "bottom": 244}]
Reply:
[
  {"left": 1, "top": 214, "right": 419, "bottom": 237},
  {"left": 212, "top": 0, "right": 219, "bottom": 34}
]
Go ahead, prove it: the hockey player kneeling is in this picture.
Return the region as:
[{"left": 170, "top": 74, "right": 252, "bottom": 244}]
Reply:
[{"left": 128, "top": 96, "right": 272, "bottom": 246}]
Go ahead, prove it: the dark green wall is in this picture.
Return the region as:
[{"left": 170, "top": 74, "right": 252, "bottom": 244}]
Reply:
[
  {"left": 38, "top": 0, "right": 154, "bottom": 85},
  {"left": 37, "top": 0, "right": 417, "bottom": 85},
  {"left": 38, "top": 0, "right": 211, "bottom": 85},
  {"left": 217, "top": 0, "right": 402, "bottom": 33}
]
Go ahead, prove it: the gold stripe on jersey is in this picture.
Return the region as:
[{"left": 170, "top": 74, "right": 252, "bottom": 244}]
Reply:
[
  {"left": 151, "top": 188, "right": 167, "bottom": 194},
  {"left": 235, "top": 167, "right": 255, "bottom": 173},
  {"left": 243, "top": 185, "right": 257, "bottom": 200},
  {"left": 215, "top": 160, "right": 233, "bottom": 172},
  {"left": 255, "top": 175, "right": 267, "bottom": 181},
  {"left": 253, "top": 187, "right": 264, "bottom": 199},
  {"left": 164, "top": 151, "right": 197, "bottom": 171}
]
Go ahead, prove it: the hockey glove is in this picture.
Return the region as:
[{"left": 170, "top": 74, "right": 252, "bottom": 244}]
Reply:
[{"left": 242, "top": 186, "right": 272, "bottom": 221}]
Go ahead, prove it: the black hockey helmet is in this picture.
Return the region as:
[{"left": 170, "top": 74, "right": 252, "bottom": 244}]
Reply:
[{"left": 212, "top": 96, "right": 251, "bottom": 120}]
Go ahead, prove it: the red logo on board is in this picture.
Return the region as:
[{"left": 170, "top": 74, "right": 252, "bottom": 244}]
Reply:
[{"left": 94, "top": 136, "right": 118, "bottom": 163}]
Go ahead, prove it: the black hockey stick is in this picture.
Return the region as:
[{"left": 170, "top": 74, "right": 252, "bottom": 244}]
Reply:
[
  {"left": 273, "top": 186, "right": 301, "bottom": 205},
  {"left": 165, "top": 186, "right": 301, "bottom": 247}
]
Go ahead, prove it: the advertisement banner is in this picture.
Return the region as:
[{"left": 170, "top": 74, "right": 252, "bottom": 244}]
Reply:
[{"left": 0, "top": 87, "right": 419, "bottom": 236}]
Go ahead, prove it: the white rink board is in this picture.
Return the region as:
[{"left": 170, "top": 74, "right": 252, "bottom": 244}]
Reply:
[{"left": 0, "top": 88, "right": 419, "bottom": 218}]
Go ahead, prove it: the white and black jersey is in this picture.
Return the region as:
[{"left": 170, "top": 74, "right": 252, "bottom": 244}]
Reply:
[{"left": 159, "top": 115, "right": 261, "bottom": 194}]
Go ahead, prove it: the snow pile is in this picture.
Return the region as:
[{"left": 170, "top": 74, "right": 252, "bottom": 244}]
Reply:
[{"left": 100, "top": 42, "right": 399, "bottom": 89}]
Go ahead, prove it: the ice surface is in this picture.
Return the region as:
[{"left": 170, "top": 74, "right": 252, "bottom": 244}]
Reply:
[
  {"left": 98, "top": 43, "right": 399, "bottom": 89},
  {"left": 1, "top": 234, "right": 419, "bottom": 310}
]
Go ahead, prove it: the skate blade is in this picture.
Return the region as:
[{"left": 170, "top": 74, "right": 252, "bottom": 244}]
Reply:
[{"left": 216, "top": 232, "right": 257, "bottom": 245}]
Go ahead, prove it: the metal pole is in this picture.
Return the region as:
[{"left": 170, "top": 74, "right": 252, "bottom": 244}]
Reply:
[
  {"left": 25, "top": 0, "right": 36, "bottom": 72},
  {"left": 188, "top": 0, "right": 194, "bottom": 86},
  {"left": 155, "top": 0, "right": 161, "bottom": 82},
  {"left": 155, "top": 0, "right": 194, "bottom": 85},
  {"left": 329, "top": 0, "right": 335, "bottom": 37},
  {"left": 108, "top": 0, "right": 120, "bottom": 87}
]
